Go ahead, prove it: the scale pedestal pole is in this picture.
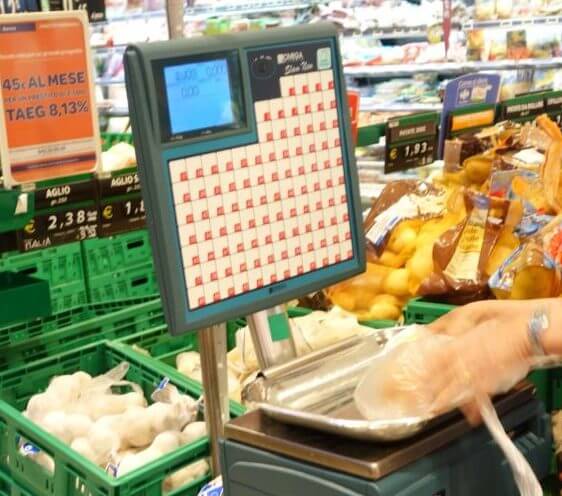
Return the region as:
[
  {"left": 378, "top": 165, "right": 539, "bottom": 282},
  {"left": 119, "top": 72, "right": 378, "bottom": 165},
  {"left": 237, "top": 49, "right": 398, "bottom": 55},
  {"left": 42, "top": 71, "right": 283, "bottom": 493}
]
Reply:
[
  {"left": 248, "top": 306, "right": 297, "bottom": 370},
  {"left": 199, "top": 324, "right": 230, "bottom": 476}
]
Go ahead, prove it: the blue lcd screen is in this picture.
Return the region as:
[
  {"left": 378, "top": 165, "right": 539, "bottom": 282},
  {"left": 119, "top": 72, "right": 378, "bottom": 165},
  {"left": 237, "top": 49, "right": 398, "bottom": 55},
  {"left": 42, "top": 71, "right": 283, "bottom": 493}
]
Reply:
[{"left": 164, "top": 58, "right": 235, "bottom": 135}]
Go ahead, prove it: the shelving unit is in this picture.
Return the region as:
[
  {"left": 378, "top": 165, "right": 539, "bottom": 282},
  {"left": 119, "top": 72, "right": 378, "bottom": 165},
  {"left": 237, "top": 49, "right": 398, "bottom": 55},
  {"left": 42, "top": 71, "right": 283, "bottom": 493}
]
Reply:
[{"left": 464, "top": 14, "right": 562, "bottom": 30}]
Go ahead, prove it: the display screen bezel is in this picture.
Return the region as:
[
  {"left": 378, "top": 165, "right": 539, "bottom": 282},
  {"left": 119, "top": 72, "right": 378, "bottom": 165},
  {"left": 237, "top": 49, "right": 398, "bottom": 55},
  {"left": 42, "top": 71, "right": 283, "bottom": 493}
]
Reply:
[{"left": 153, "top": 50, "right": 246, "bottom": 142}]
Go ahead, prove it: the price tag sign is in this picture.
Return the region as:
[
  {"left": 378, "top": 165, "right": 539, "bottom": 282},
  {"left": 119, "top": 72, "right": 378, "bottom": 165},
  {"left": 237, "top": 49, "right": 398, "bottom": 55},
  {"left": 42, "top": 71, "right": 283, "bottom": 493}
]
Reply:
[
  {"left": 99, "top": 195, "right": 146, "bottom": 237},
  {"left": 447, "top": 102, "right": 496, "bottom": 139},
  {"left": 385, "top": 112, "right": 439, "bottom": 174},
  {"left": 20, "top": 204, "right": 98, "bottom": 251},
  {"left": 0, "top": 12, "right": 100, "bottom": 187},
  {"left": 499, "top": 93, "right": 546, "bottom": 123},
  {"left": 545, "top": 91, "right": 562, "bottom": 128}
]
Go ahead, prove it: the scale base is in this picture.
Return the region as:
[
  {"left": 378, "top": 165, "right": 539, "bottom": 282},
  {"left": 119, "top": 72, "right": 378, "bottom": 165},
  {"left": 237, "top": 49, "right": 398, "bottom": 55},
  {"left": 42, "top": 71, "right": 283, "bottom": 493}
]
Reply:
[{"left": 222, "top": 385, "right": 551, "bottom": 496}]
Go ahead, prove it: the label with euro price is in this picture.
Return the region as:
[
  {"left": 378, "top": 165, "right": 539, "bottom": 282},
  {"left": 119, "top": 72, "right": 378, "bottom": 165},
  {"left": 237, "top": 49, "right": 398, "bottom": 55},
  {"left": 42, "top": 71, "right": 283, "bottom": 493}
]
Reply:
[
  {"left": 385, "top": 112, "right": 438, "bottom": 174},
  {"left": 99, "top": 195, "right": 146, "bottom": 236},
  {"left": 545, "top": 91, "right": 562, "bottom": 129}
]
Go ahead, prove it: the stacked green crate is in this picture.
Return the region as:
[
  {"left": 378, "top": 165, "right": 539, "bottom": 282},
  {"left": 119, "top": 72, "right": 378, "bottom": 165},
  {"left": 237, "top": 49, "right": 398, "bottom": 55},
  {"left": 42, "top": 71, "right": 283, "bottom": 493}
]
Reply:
[
  {"left": 0, "top": 242, "right": 87, "bottom": 314},
  {"left": 83, "top": 229, "right": 159, "bottom": 303},
  {"left": 0, "top": 341, "right": 211, "bottom": 496}
]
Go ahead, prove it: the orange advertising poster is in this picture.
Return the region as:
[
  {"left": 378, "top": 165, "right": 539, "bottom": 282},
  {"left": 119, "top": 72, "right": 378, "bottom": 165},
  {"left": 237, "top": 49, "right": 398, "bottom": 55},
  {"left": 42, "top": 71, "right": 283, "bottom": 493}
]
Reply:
[{"left": 0, "top": 12, "right": 100, "bottom": 187}]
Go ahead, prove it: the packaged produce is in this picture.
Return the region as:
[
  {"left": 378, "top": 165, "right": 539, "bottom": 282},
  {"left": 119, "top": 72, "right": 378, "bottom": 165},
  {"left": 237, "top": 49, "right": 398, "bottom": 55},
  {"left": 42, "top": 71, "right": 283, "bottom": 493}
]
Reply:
[
  {"left": 536, "top": 114, "right": 562, "bottom": 212},
  {"left": 417, "top": 193, "right": 519, "bottom": 303},
  {"left": 19, "top": 364, "right": 208, "bottom": 492}
]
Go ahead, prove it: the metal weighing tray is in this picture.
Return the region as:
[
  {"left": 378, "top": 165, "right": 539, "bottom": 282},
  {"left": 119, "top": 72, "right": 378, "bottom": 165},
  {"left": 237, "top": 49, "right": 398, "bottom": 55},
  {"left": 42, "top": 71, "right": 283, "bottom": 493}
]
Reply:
[{"left": 226, "top": 382, "right": 536, "bottom": 480}]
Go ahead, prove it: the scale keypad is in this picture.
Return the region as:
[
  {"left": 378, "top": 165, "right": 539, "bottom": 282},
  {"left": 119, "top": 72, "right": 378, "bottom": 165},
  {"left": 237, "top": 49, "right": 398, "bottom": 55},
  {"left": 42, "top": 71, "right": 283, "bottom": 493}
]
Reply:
[{"left": 170, "top": 69, "right": 352, "bottom": 309}]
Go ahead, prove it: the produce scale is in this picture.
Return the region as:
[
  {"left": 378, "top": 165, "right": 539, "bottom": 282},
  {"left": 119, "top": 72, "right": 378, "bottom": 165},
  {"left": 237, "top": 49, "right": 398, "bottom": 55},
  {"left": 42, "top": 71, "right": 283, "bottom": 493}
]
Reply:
[{"left": 124, "top": 23, "right": 552, "bottom": 496}]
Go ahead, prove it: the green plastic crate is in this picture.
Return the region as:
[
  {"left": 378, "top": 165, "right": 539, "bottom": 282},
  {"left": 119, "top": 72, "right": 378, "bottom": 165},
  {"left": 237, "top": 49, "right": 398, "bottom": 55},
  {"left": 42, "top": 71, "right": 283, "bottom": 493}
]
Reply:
[
  {"left": 50, "top": 279, "right": 88, "bottom": 315},
  {"left": 0, "top": 469, "right": 33, "bottom": 496},
  {"left": 0, "top": 341, "right": 210, "bottom": 496},
  {"left": 0, "top": 272, "right": 51, "bottom": 326},
  {"left": 0, "top": 298, "right": 165, "bottom": 371},
  {"left": 88, "top": 262, "right": 158, "bottom": 303},
  {"left": 0, "top": 297, "right": 160, "bottom": 348},
  {"left": 0, "top": 242, "right": 84, "bottom": 288},
  {"left": 101, "top": 132, "right": 133, "bottom": 151},
  {"left": 404, "top": 298, "right": 457, "bottom": 325},
  {"left": 82, "top": 230, "right": 153, "bottom": 279}
]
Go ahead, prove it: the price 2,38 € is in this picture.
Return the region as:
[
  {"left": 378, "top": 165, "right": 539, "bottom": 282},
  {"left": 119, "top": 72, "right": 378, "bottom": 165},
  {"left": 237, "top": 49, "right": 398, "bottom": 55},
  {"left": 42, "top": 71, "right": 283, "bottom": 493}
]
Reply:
[{"left": 4, "top": 100, "right": 89, "bottom": 122}]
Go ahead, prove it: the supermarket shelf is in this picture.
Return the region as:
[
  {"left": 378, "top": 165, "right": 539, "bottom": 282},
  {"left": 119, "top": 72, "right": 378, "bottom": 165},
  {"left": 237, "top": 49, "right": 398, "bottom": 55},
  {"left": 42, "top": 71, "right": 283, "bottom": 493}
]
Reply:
[
  {"left": 94, "top": 0, "right": 320, "bottom": 25},
  {"left": 92, "top": 44, "right": 128, "bottom": 54},
  {"left": 97, "top": 103, "right": 130, "bottom": 117},
  {"left": 360, "top": 100, "right": 442, "bottom": 112},
  {"left": 464, "top": 14, "right": 562, "bottom": 30},
  {"left": 96, "top": 77, "right": 126, "bottom": 86},
  {"left": 368, "top": 27, "right": 428, "bottom": 40},
  {"left": 345, "top": 57, "right": 562, "bottom": 77}
]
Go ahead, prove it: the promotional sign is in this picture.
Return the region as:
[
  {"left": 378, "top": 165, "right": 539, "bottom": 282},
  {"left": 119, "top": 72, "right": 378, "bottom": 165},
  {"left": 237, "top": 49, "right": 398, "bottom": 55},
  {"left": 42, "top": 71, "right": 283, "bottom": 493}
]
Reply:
[
  {"left": 385, "top": 112, "right": 439, "bottom": 174},
  {"left": 0, "top": 11, "right": 100, "bottom": 187},
  {"left": 438, "top": 73, "right": 501, "bottom": 158}
]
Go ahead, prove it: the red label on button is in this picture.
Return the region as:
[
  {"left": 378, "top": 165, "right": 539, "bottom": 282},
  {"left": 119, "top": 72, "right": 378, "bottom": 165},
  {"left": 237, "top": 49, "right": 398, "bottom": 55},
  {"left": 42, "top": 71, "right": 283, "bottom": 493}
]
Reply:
[
  {"left": 281, "top": 130, "right": 288, "bottom": 139},
  {"left": 254, "top": 259, "right": 261, "bottom": 268},
  {"left": 258, "top": 176, "right": 265, "bottom": 185},
  {"left": 229, "top": 182, "right": 236, "bottom": 192},
  {"left": 272, "top": 172, "right": 279, "bottom": 181},
  {"left": 196, "top": 168, "right": 204, "bottom": 178},
  {"left": 335, "top": 138, "right": 341, "bottom": 147},
  {"left": 279, "top": 231, "right": 286, "bottom": 241},
  {"left": 316, "top": 82, "right": 322, "bottom": 92},
  {"left": 302, "top": 84, "right": 309, "bottom": 94},
  {"left": 311, "top": 163, "right": 318, "bottom": 172},
  {"left": 289, "top": 87, "right": 296, "bottom": 96},
  {"left": 180, "top": 172, "right": 188, "bottom": 182},
  {"left": 235, "top": 223, "right": 242, "bottom": 233},
  {"left": 276, "top": 211, "right": 284, "bottom": 221},
  {"left": 266, "top": 235, "right": 273, "bottom": 244},
  {"left": 217, "top": 206, "right": 225, "bottom": 216},
  {"left": 199, "top": 190, "right": 207, "bottom": 200},
  {"left": 208, "top": 252, "right": 215, "bottom": 262},
  {"left": 284, "top": 269, "right": 291, "bottom": 278},
  {"left": 290, "top": 208, "right": 297, "bottom": 217},
  {"left": 243, "top": 282, "right": 250, "bottom": 292},
  {"left": 305, "top": 104, "right": 312, "bottom": 113},
  {"left": 214, "top": 186, "right": 222, "bottom": 195},
  {"left": 328, "top": 198, "right": 335, "bottom": 207},
  {"left": 257, "top": 278, "right": 264, "bottom": 288},
  {"left": 240, "top": 262, "right": 247, "bottom": 272},
  {"left": 308, "top": 242, "right": 314, "bottom": 251},
  {"left": 241, "top": 158, "right": 248, "bottom": 168},
  {"left": 205, "top": 231, "right": 212, "bottom": 241},
  {"left": 189, "top": 234, "right": 197, "bottom": 244},
  {"left": 301, "top": 186, "right": 308, "bottom": 194},
  {"left": 309, "top": 144, "right": 316, "bottom": 153},
  {"left": 288, "top": 189, "right": 295, "bottom": 198},
  {"left": 297, "top": 266, "right": 304, "bottom": 275},
  {"left": 293, "top": 227, "right": 300, "bottom": 237},
  {"left": 267, "top": 132, "right": 274, "bottom": 142},
  {"left": 270, "top": 274, "right": 277, "bottom": 283},
  {"left": 243, "top": 179, "right": 251, "bottom": 188},
  {"left": 260, "top": 196, "right": 267, "bottom": 205},
  {"left": 211, "top": 165, "right": 219, "bottom": 174},
  {"left": 238, "top": 243, "right": 244, "bottom": 253},
  {"left": 324, "top": 160, "right": 330, "bottom": 169},
  {"left": 202, "top": 210, "right": 209, "bottom": 220},
  {"left": 192, "top": 256, "right": 200, "bottom": 265},
  {"left": 186, "top": 214, "right": 194, "bottom": 224},
  {"left": 337, "top": 157, "right": 343, "bottom": 166},
  {"left": 298, "top": 166, "right": 305, "bottom": 175},
  {"left": 282, "top": 250, "right": 288, "bottom": 260},
  {"left": 285, "top": 169, "right": 292, "bottom": 178},
  {"left": 252, "top": 239, "right": 258, "bottom": 249},
  {"left": 316, "top": 201, "right": 322, "bottom": 210},
  {"left": 333, "top": 235, "right": 339, "bottom": 244},
  {"left": 223, "top": 247, "right": 230, "bottom": 256},
  {"left": 320, "top": 122, "right": 327, "bottom": 131},
  {"left": 343, "top": 213, "right": 349, "bottom": 222},
  {"left": 256, "top": 155, "right": 263, "bottom": 165},
  {"left": 226, "top": 161, "right": 234, "bottom": 171},
  {"left": 331, "top": 216, "right": 337, "bottom": 226},
  {"left": 283, "top": 150, "right": 289, "bottom": 159},
  {"left": 278, "top": 110, "right": 285, "bottom": 119},
  {"left": 232, "top": 203, "right": 240, "bottom": 212},
  {"left": 198, "top": 297, "right": 205, "bottom": 306},
  {"left": 295, "top": 127, "right": 301, "bottom": 137},
  {"left": 306, "top": 225, "right": 312, "bottom": 233},
  {"left": 322, "top": 141, "right": 329, "bottom": 150},
  {"left": 328, "top": 81, "right": 334, "bottom": 89},
  {"left": 319, "top": 221, "right": 325, "bottom": 229},
  {"left": 303, "top": 205, "right": 310, "bottom": 214},
  {"left": 264, "top": 112, "right": 271, "bottom": 121},
  {"left": 296, "top": 146, "right": 303, "bottom": 156},
  {"left": 310, "top": 262, "right": 316, "bottom": 270},
  {"left": 339, "top": 176, "right": 345, "bottom": 185},
  {"left": 307, "top": 124, "right": 314, "bottom": 134},
  {"left": 195, "top": 276, "right": 202, "bottom": 286},
  {"left": 314, "top": 182, "right": 321, "bottom": 192},
  {"left": 268, "top": 254, "right": 275, "bottom": 264},
  {"left": 330, "top": 100, "right": 336, "bottom": 109},
  {"left": 323, "top": 257, "right": 329, "bottom": 266},
  {"left": 274, "top": 192, "right": 281, "bottom": 201},
  {"left": 263, "top": 216, "right": 270, "bottom": 225},
  {"left": 345, "top": 232, "right": 351, "bottom": 240},
  {"left": 295, "top": 246, "right": 301, "bottom": 255},
  {"left": 228, "top": 288, "right": 235, "bottom": 297},
  {"left": 318, "top": 103, "right": 324, "bottom": 111},
  {"left": 335, "top": 254, "right": 341, "bottom": 263},
  {"left": 269, "top": 152, "right": 276, "bottom": 162},
  {"left": 249, "top": 219, "right": 256, "bottom": 229},
  {"left": 327, "top": 179, "right": 333, "bottom": 188},
  {"left": 219, "top": 227, "right": 227, "bottom": 237},
  {"left": 292, "top": 107, "right": 298, "bottom": 116}
]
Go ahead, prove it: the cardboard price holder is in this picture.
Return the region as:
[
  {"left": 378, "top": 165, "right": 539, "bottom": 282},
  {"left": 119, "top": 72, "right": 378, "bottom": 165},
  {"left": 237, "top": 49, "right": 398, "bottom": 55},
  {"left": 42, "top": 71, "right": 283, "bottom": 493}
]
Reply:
[
  {"left": 384, "top": 112, "right": 439, "bottom": 174},
  {"left": 0, "top": 11, "right": 100, "bottom": 188}
]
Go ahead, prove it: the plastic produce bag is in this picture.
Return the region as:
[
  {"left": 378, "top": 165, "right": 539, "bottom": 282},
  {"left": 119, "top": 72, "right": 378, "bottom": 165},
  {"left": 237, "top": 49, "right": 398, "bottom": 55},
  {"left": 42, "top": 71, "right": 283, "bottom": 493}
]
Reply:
[{"left": 354, "top": 328, "right": 541, "bottom": 496}]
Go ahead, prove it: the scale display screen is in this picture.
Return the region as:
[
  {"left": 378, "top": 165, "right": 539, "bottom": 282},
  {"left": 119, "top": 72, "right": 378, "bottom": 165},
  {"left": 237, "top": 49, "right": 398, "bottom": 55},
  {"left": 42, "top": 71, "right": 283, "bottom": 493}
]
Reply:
[
  {"left": 157, "top": 51, "right": 245, "bottom": 141},
  {"left": 124, "top": 25, "right": 365, "bottom": 334}
]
